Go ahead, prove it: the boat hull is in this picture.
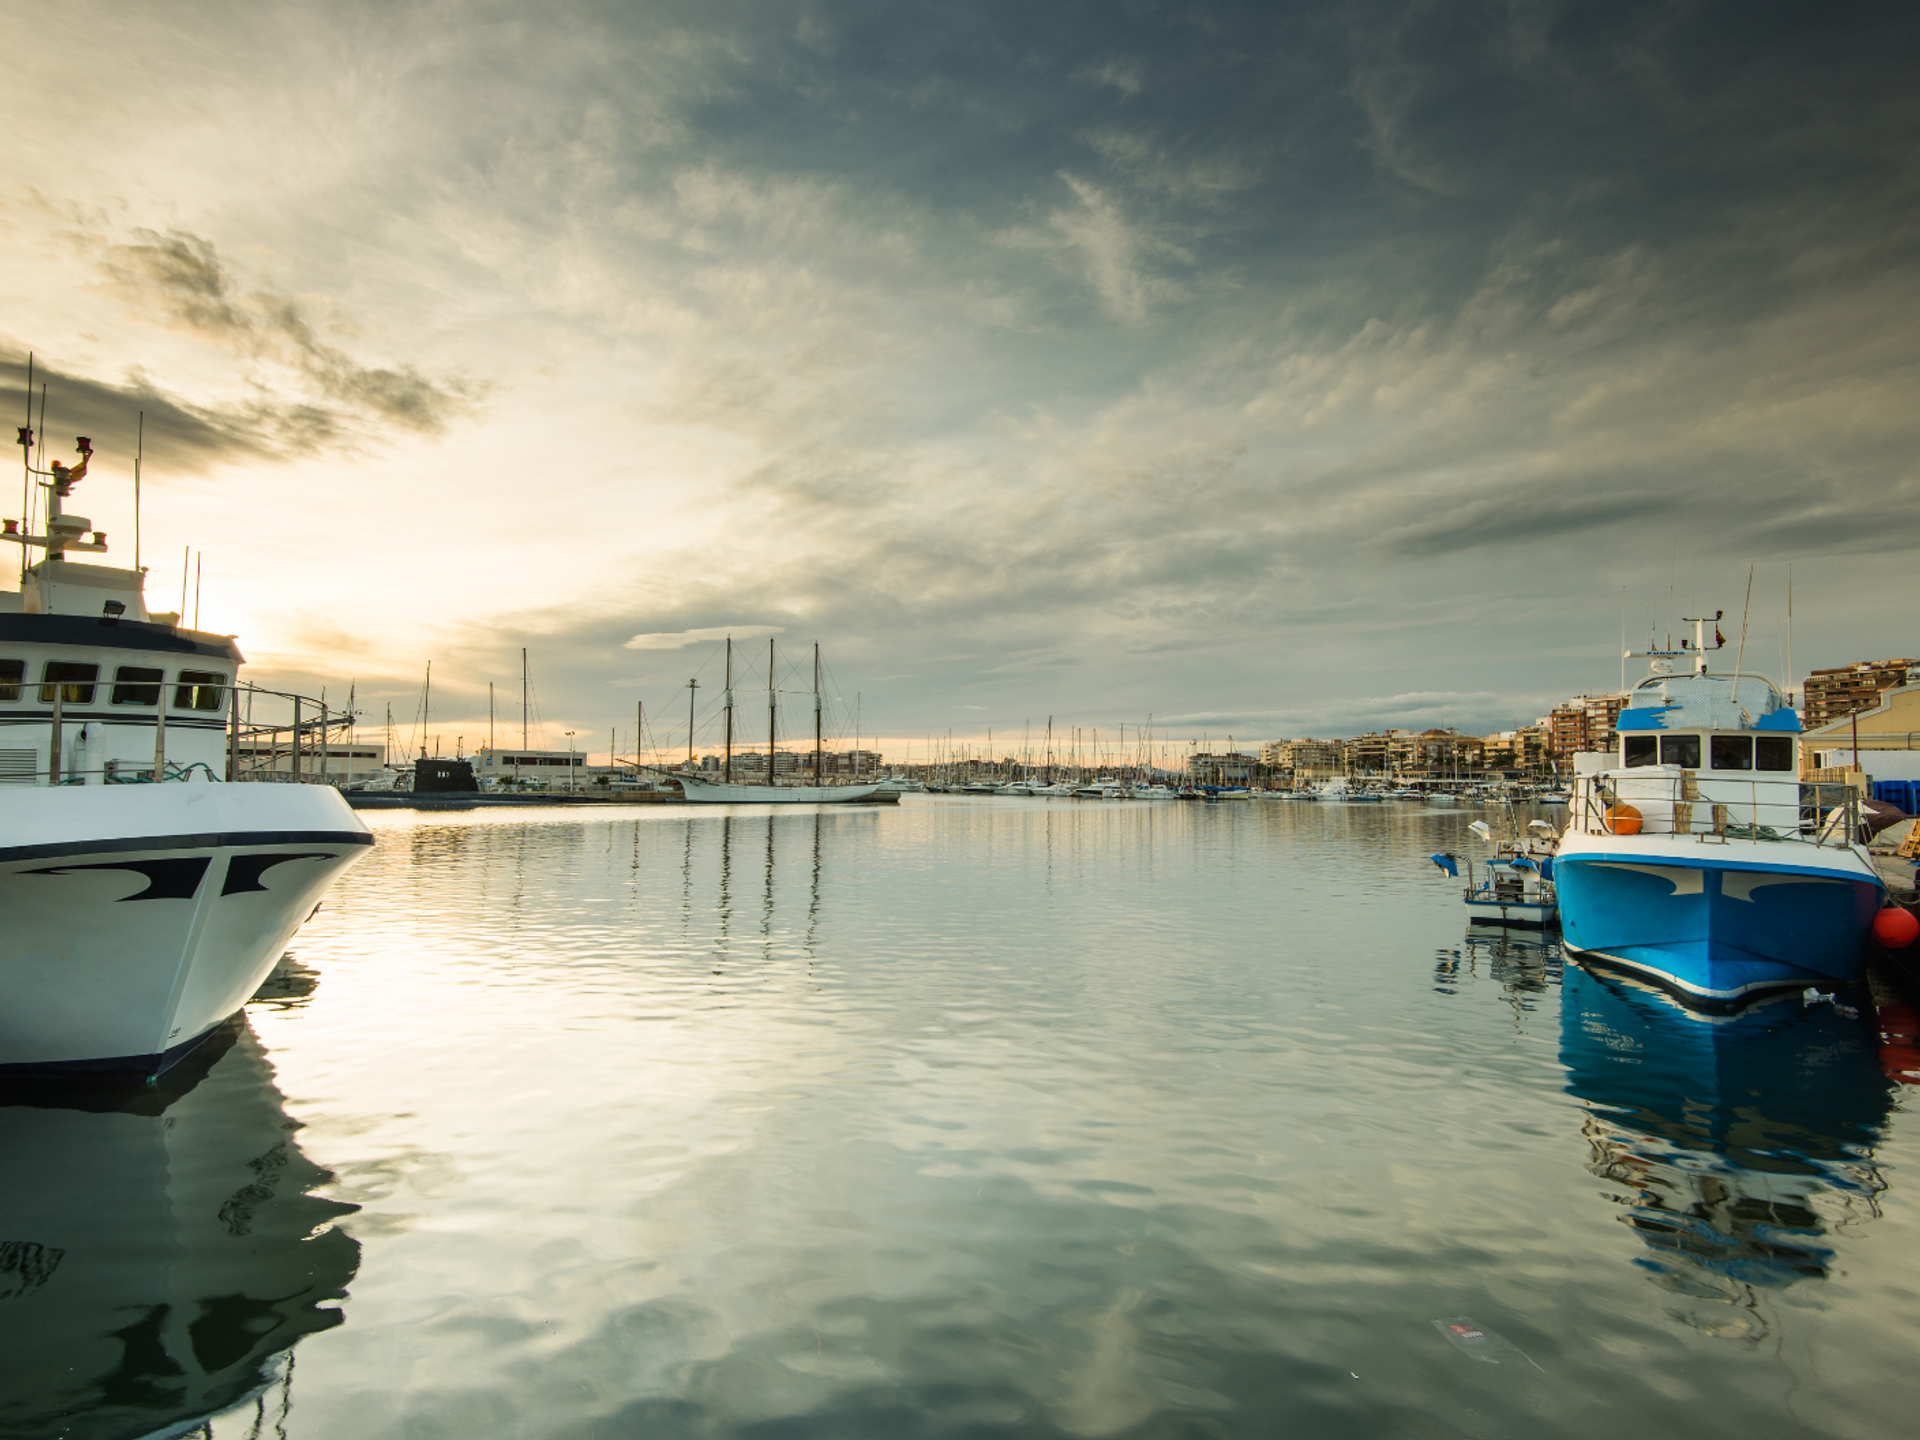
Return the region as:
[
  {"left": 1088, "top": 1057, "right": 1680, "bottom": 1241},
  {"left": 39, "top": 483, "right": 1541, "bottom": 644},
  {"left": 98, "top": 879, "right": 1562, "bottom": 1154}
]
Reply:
[
  {"left": 1466, "top": 899, "right": 1557, "bottom": 928},
  {"left": 677, "top": 778, "right": 883, "bottom": 804},
  {"left": 1555, "top": 839, "right": 1881, "bottom": 1010},
  {"left": 0, "top": 783, "right": 372, "bottom": 1075}
]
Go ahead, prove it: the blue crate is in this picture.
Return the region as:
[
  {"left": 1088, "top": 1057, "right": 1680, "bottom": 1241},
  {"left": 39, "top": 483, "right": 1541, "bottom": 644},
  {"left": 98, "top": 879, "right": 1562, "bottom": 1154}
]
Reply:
[{"left": 1873, "top": 779, "right": 1917, "bottom": 815}]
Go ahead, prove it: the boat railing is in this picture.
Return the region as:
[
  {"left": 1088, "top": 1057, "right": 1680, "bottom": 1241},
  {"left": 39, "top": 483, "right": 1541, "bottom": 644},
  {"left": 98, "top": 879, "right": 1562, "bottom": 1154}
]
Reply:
[{"left": 1570, "top": 773, "right": 1862, "bottom": 849}]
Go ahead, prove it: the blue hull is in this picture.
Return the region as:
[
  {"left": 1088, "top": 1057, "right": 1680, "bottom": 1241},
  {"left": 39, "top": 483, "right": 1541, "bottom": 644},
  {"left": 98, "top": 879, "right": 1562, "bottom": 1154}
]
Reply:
[{"left": 1556, "top": 855, "right": 1880, "bottom": 1010}]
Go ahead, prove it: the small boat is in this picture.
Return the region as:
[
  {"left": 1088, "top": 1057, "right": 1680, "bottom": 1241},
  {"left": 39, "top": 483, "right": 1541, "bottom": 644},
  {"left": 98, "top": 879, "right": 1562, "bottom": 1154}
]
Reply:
[
  {"left": 1432, "top": 815, "right": 1560, "bottom": 927},
  {"left": 1071, "top": 779, "right": 1126, "bottom": 799},
  {"left": 1131, "top": 783, "right": 1177, "bottom": 799}
]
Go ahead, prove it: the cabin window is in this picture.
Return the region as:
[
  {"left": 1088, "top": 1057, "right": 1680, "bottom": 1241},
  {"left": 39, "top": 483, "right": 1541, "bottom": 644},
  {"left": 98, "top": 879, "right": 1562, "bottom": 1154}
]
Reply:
[
  {"left": 1659, "top": 734, "right": 1700, "bottom": 768},
  {"left": 39, "top": 661, "right": 98, "bottom": 705},
  {"left": 1623, "top": 735, "right": 1658, "bottom": 767},
  {"left": 174, "top": 670, "right": 227, "bottom": 711},
  {"left": 1756, "top": 736, "right": 1795, "bottom": 772},
  {"left": 0, "top": 659, "right": 21, "bottom": 702},
  {"left": 112, "top": 665, "right": 164, "bottom": 706},
  {"left": 1710, "top": 735, "right": 1753, "bottom": 771}
]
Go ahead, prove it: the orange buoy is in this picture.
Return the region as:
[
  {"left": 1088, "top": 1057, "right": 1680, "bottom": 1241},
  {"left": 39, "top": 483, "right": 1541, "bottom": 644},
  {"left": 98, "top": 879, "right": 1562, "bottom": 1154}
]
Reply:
[
  {"left": 1603, "top": 803, "right": 1643, "bottom": 835},
  {"left": 1873, "top": 907, "right": 1919, "bottom": 949}
]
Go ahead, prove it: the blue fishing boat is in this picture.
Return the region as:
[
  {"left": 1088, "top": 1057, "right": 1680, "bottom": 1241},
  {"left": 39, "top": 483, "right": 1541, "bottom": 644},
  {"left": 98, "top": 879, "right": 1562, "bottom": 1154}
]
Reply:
[{"left": 1554, "top": 616, "right": 1883, "bottom": 1011}]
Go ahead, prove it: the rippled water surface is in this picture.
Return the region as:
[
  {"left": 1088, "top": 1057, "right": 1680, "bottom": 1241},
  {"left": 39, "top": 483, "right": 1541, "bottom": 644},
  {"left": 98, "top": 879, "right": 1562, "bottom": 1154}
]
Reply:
[{"left": 9, "top": 796, "right": 1920, "bottom": 1439}]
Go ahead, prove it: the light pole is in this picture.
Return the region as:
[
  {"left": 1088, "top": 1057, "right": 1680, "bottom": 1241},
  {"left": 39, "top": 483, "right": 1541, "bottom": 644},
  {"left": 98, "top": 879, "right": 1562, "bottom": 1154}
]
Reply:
[{"left": 565, "top": 731, "right": 576, "bottom": 792}]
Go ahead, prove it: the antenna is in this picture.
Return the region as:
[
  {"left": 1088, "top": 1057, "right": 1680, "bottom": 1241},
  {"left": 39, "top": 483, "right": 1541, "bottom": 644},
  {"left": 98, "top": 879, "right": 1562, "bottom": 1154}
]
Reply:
[
  {"left": 134, "top": 410, "right": 143, "bottom": 572},
  {"left": 1787, "top": 564, "right": 1795, "bottom": 707},
  {"left": 17, "top": 351, "right": 31, "bottom": 586},
  {"left": 1734, "top": 563, "right": 1753, "bottom": 677},
  {"left": 193, "top": 552, "right": 201, "bottom": 629},
  {"left": 181, "top": 545, "right": 189, "bottom": 619}
]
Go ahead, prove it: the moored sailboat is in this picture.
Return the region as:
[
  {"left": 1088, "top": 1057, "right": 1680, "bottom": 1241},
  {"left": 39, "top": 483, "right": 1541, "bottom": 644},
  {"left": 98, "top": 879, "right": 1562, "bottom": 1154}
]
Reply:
[{"left": 676, "top": 639, "right": 882, "bottom": 804}]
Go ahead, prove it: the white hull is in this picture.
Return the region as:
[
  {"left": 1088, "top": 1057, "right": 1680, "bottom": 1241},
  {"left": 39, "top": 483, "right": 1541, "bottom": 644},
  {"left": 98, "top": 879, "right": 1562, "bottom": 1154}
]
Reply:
[
  {"left": 0, "top": 783, "right": 371, "bottom": 1074},
  {"left": 677, "top": 777, "right": 884, "bottom": 804}
]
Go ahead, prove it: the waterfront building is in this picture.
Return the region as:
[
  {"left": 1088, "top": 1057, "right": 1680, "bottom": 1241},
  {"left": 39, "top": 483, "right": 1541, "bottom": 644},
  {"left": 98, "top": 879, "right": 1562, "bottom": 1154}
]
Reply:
[
  {"left": 1188, "top": 752, "right": 1259, "bottom": 785},
  {"left": 469, "top": 747, "right": 588, "bottom": 788},
  {"left": 1803, "top": 658, "right": 1920, "bottom": 730},
  {"left": 1261, "top": 738, "right": 1342, "bottom": 778},
  {"left": 1803, "top": 681, "right": 1920, "bottom": 784},
  {"left": 233, "top": 739, "right": 388, "bottom": 783},
  {"left": 1549, "top": 693, "right": 1628, "bottom": 759}
]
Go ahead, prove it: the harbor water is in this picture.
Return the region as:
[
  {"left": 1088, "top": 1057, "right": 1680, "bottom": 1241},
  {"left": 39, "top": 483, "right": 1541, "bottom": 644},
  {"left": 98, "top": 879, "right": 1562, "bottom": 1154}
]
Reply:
[{"left": 7, "top": 796, "right": 1919, "bottom": 1438}]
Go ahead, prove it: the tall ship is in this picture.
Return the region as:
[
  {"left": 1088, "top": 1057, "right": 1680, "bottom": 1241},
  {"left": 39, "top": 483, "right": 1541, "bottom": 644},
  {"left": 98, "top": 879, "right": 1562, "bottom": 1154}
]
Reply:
[
  {"left": 675, "top": 637, "right": 882, "bottom": 804},
  {"left": 1, "top": 411, "right": 372, "bottom": 1077},
  {"left": 1554, "top": 614, "right": 1883, "bottom": 1010}
]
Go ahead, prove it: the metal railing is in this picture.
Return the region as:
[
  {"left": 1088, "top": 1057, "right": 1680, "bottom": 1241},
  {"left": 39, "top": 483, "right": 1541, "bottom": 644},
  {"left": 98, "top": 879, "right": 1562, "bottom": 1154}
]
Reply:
[{"left": 1569, "top": 773, "right": 1862, "bottom": 849}]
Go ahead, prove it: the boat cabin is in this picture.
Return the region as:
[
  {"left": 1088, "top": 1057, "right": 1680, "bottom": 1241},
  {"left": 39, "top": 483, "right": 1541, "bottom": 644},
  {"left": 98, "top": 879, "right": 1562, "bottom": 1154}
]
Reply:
[
  {"left": 1571, "top": 663, "right": 1809, "bottom": 839},
  {"left": 0, "top": 559, "right": 238, "bottom": 784}
]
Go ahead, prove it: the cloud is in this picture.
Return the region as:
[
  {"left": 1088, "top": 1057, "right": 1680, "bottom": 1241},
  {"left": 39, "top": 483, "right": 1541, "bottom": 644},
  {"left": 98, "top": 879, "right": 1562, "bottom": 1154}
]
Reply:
[
  {"left": 1, "top": 348, "right": 283, "bottom": 470},
  {"left": 1001, "top": 174, "right": 1191, "bottom": 322},
  {"left": 623, "top": 624, "right": 785, "bottom": 650},
  {"left": 95, "top": 228, "right": 480, "bottom": 440}
]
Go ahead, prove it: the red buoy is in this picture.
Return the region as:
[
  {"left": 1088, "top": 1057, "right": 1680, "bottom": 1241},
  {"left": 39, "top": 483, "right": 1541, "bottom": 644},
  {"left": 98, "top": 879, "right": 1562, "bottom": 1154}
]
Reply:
[{"left": 1873, "top": 907, "right": 1920, "bottom": 949}]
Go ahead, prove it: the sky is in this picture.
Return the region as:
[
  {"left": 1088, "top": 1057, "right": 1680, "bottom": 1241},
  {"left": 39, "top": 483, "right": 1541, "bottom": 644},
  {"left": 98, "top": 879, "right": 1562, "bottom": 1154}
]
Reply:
[{"left": 3, "top": 0, "right": 1917, "bottom": 765}]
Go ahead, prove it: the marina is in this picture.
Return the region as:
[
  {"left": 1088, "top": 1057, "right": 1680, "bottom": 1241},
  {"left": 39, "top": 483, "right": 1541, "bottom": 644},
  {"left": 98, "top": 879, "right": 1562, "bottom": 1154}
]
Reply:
[
  {"left": 6, "top": 796, "right": 1917, "bottom": 1438},
  {"left": 8, "top": 3, "right": 1920, "bottom": 1431}
]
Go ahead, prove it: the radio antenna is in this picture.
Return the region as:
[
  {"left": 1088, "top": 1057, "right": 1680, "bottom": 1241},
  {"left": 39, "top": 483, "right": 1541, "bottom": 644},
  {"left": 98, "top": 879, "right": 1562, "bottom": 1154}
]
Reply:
[
  {"left": 17, "top": 352, "right": 31, "bottom": 586},
  {"left": 134, "top": 410, "right": 144, "bottom": 571},
  {"left": 1734, "top": 563, "right": 1753, "bottom": 677}
]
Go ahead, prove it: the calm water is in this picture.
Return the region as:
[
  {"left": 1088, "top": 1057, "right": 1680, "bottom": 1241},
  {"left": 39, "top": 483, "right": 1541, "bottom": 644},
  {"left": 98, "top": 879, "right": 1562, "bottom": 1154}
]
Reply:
[{"left": 6, "top": 797, "right": 1919, "bottom": 1439}]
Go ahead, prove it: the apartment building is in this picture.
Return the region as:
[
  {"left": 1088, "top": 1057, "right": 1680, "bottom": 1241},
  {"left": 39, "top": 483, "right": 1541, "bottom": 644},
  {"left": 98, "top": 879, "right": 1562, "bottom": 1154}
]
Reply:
[{"left": 1803, "top": 659, "right": 1920, "bottom": 730}]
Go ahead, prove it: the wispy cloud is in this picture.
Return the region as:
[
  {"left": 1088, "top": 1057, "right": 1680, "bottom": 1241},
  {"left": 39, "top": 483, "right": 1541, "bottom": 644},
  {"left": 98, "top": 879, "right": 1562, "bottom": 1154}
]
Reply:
[
  {"left": 623, "top": 624, "right": 784, "bottom": 650},
  {"left": 94, "top": 228, "right": 480, "bottom": 439}
]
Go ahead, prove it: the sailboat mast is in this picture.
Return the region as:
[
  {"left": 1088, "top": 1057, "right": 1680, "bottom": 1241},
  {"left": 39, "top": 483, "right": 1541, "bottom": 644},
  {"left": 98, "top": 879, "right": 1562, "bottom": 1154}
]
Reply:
[
  {"left": 686, "top": 678, "right": 698, "bottom": 768},
  {"left": 724, "top": 637, "right": 734, "bottom": 783},
  {"left": 767, "top": 638, "right": 777, "bottom": 787},
  {"left": 521, "top": 649, "right": 528, "bottom": 749},
  {"left": 813, "top": 642, "right": 822, "bottom": 788},
  {"left": 421, "top": 662, "right": 431, "bottom": 759},
  {"left": 488, "top": 682, "right": 494, "bottom": 753}
]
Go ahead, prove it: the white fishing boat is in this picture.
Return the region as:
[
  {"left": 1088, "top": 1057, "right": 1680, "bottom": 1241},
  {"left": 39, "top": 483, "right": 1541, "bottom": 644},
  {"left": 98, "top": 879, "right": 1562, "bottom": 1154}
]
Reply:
[
  {"left": 1071, "top": 778, "right": 1126, "bottom": 799},
  {"left": 674, "top": 639, "right": 882, "bottom": 804},
  {"left": 1, "top": 417, "right": 372, "bottom": 1077},
  {"left": 1432, "top": 816, "right": 1560, "bottom": 927}
]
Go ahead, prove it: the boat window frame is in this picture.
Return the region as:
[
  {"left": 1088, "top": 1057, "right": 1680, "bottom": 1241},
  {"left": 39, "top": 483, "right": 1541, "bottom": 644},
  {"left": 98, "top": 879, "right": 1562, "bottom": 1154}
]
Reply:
[
  {"left": 173, "top": 669, "right": 228, "bottom": 712},
  {"left": 1755, "top": 735, "right": 1795, "bottom": 772},
  {"left": 1658, "top": 733, "right": 1701, "bottom": 769},
  {"left": 39, "top": 660, "right": 99, "bottom": 705},
  {"left": 0, "top": 658, "right": 21, "bottom": 703},
  {"left": 111, "top": 664, "right": 165, "bottom": 707},
  {"left": 1710, "top": 734, "right": 1754, "bottom": 771},
  {"left": 1622, "top": 735, "right": 1658, "bottom": 768}
]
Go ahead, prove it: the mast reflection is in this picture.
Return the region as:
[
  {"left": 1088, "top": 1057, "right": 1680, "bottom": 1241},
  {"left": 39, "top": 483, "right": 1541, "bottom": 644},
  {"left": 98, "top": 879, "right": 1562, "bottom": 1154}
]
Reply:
[
  {"left": 0, "top": 1019, "right": 359, "bottom": 1439},
  {"left": 1559, "top": 965, "right": 1891, "bottom": 1306}
]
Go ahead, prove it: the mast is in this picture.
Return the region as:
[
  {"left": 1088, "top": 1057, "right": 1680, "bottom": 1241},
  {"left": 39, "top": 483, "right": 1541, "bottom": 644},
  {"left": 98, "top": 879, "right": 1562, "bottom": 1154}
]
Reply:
[
  {"left": 421, "top": 662, "right": 431, "bottom": 759},
  {"left": 723, "top": 637, "right": 734, "bottom": 783},
  {"left": 685, "top": 678, "right": 698, "bottom": 769},
  {"left": 521, "top": 648, "right": 529, "bottom": 749},
  {"left": 636, "top": 700, "right": 643, "bottom": 774},
  {"left": 813, "top": 642, "right": 822, "bottom": 788},
  {"left": 767, "top": 637, "right": 777, "bottom": 788},
  {"left": 488, "top": 682, "right": 495, "bottom": 753}
]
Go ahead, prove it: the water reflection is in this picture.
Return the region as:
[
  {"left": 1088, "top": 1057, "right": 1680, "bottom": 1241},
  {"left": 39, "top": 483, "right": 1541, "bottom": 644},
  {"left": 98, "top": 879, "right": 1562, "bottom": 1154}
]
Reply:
[
  {"left": 0, "top": 1020, "right": 359, "bottom": 1439},
  {"left": 1560, "top": 965, "right": 1891, "bottom": 1317}
]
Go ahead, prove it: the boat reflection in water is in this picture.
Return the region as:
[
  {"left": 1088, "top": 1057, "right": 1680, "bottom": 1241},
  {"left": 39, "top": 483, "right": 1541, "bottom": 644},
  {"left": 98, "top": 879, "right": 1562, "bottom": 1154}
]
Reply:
[
  {"left": 1560, "top": 964, "right": 1892, "bottom": 1316},
  {"left": 0, "top": 1017, "right": 359, "bottom": 1439}
]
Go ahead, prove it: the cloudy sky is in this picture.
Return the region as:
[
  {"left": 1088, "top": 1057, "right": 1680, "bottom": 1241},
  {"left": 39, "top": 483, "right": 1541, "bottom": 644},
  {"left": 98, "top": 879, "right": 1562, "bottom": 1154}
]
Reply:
[{"left": 4, "top": 0, "right": 1916, "bottom": 764}]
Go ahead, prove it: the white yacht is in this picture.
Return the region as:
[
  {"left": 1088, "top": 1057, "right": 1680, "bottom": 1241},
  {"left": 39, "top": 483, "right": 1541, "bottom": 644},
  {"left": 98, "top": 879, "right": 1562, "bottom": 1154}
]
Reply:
[{"left": 1, "top": 430, "right": 371, "bottom": 1077}]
